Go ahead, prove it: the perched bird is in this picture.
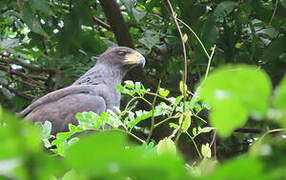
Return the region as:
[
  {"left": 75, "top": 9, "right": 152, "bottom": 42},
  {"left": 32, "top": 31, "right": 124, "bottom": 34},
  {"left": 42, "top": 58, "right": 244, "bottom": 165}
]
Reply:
[{"left": 19, "top": 46, "right": 145, "bottom": 135}]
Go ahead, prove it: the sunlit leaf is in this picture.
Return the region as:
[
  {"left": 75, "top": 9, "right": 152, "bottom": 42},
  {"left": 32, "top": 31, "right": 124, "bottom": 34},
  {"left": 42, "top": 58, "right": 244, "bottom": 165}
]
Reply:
[
  {"left": 201, "top": 143, "right": 211, "bottom": 158},
  {"left": 159, "top": 88, "right": 170, "bottom": 97},
  {"left": 157, "top": 138, "right": 176, "bottom": 155},
  {"left": 200, "top": 65, "right": 271, "bottom": 136},
  {"left": 179, "top": 111, "right": 191, "bottom": 132},
  {"left": 273, "top": 75, "right": 286, "bottom": 109}
]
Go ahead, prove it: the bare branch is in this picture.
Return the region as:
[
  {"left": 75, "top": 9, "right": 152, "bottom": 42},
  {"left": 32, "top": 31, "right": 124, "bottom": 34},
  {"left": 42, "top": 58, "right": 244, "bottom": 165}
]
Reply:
[
  {"left": 92, "top": 17, "right": 111, "bottom": 30},
  {"left": 0, "top": 65, "right": 48, "bottom": 81},
  {"left": 0, "top": 82, "right": 35, "bottom": 100}
]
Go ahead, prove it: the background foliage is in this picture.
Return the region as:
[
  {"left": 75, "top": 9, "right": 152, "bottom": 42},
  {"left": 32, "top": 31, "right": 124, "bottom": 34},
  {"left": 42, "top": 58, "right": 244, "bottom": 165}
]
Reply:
[{"left": 0, "top": 0, "right": 286, "bottom": 179}]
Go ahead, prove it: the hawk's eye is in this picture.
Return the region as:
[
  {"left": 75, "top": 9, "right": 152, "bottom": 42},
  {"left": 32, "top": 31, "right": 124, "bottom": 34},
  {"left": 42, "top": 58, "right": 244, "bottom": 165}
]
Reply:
[{"left": 117, "top": 51, "right": 127, "bottom": 56}]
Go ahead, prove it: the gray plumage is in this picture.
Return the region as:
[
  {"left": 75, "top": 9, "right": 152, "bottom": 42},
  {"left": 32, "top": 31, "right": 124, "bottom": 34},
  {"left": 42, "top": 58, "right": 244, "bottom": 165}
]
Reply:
[{"left": 19, "top": 46, "right": 145, "bottom": 135}]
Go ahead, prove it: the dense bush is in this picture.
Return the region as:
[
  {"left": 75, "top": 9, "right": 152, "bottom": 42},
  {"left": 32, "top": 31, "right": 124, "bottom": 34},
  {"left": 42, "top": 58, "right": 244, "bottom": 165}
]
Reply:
[{"left": 1, "top": 0, "right": 286, "bottom": 179}]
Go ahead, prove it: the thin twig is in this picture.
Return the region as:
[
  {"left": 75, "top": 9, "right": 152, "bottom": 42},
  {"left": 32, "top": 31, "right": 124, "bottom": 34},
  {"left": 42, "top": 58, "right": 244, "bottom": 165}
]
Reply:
[
  {"left": 210, "top": 131, "right": 216, "bottom": 148},
  {"left": 269, "top": 0, "right": 279, "bottom": 26},
  {"left": 146, "top": 81, "right": 161, "bottom": 144},
  {"left": 177, "top": 18, "right": 210, "bottom": 59},
  {"left": 0, "top": 82, "right": 35, "bottom": 100},
  {"left": 186, "top": 132, "right": 202, "bottom": 158},
  {"left": 204, "top": 45, "right": 216, "bottom": 80},
  {"left": 0, "top": 65, "right": 47, "bottom": 81},
  {"left": 92, "top": 17, "right": 111, "bottom": 30},
  {"left": 165, "top": 0, "right": 188, "bottom": 145},
  {"left": 1, "top": 55, "right": 54, "bottom": 73},
  {"left": 154, "top": 115, "right": 179, "bottom": 128}
]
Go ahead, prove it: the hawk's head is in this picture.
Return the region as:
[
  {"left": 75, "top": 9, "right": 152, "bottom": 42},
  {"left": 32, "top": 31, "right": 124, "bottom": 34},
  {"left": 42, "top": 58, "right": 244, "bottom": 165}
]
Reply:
[{"left": 98, "top": 46, "right": 145, "bottom": 70}]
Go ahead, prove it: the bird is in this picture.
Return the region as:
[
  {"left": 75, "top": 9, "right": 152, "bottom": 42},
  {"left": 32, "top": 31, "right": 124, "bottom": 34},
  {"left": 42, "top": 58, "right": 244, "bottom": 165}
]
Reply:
[{"left": 18, "top": 46, "right": 145, "bottom": 135}]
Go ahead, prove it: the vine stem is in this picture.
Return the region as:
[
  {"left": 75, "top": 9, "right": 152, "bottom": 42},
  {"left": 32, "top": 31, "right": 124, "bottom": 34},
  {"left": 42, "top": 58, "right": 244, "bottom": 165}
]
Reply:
[
  {"left": 165, "top": 0, "right": 188, "bottom": 145},
  {"left": 176, "top": 18, "right": 210, "bottom": 59},
  {"left": 205, "top": 45, "right": 216, "bottom": 80},
  {"left": 154, "top": 115, "right": 179, "bottom": 128},
  {"left": 257, "top": 128, "right": 286, "bottom": 143},
  {"left": 186, "top": 132, "right": 202, "bottom": 159},
  {"left": 146, "top": 81, "right": 161, "bottom": 144}
]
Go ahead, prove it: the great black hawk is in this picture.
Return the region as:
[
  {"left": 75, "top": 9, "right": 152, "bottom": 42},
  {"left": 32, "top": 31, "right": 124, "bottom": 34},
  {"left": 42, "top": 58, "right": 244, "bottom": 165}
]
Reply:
[{"left": 19, "top": 47, "right": 145, "bottom": 135}]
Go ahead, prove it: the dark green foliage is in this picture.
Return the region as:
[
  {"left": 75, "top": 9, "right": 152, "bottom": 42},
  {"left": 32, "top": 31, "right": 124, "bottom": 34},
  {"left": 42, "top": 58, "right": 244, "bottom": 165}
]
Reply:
[{"left": 1, "top": 0, "right": 286, "bottom": 179}]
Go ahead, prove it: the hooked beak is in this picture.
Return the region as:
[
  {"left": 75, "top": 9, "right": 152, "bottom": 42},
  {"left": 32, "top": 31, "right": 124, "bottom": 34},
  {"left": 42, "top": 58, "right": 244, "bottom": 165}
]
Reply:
[{"left": 123, "top": 51, "right": 146, "bottom": 67}]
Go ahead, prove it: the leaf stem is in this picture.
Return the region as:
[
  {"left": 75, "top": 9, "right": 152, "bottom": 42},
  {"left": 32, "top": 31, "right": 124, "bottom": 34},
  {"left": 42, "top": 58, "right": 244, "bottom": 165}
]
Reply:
[
  {"left": 146, "top": 81, "right": 161, "bottom": 144},
  {"left": 186, "top": 132, "right": 202, "bottom": 159},
  {"left": 154, "top": 115, "right": 179, "bottom": 128},
  {"left": 176, "top": 18, "right": 210, "bottom": 59},
  {"left": 205, "top": 45, "right": 216, "bottom": 80}
]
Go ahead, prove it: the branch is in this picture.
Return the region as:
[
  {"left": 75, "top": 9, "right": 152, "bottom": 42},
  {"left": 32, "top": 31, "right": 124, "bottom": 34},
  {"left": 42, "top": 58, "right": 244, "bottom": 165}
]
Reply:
[
  {"left": 0, "top": 65, "right": 48, "bottom": 81},
  {"left": 0, "top": 82, "right": 35, "bottom": 100},
  {"left": 92, "top": 17, "right": 111, "bottom": 30},
  {"left": 99, "top": 0, "right": 134, "bottom": 48},
  {"left": 1, "top": 55, "right": 54, "bottom": 73}
]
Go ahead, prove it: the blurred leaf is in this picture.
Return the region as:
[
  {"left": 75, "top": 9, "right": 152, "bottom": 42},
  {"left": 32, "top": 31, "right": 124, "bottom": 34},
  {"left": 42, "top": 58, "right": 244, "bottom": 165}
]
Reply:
[
  {"left": 139, "top": 30, "right": 160, "bottom": 49},
  {"left": 132, "top": 8, "right": 146, "bottom": 22},
  {"left": 66, "top": 131, "right": 187, "bottom": 179},
  {"left": 201, "top": 143, "right": 211, "bottom": 158},
  {"left": 214, "top": 1, "right": 238, "bottom": 18},
  {"left": 201, "top": 65, "right": 271, "bottom": 114},
  {"left": 200, "top": 65, "right": 271, "bottom": 136},
  {"left": 273, "top": 75, "right": 286, "bottom": 109},
  {"left": 262, "top": 36, "right": 286, "bottom": 61},
  {"left": 0, "top": 39, "right": 19, "bottom": 48},
  {"left": 210, "top": 98, "right": 248, "bottom": 137},
  {"left": 281, "top": 0, "right": 286, "bottom": 8},
  {"left": 157, "top": 137, "right": 176, "bottom": 155},
  {"left": 29, "top": 0, "right": 53, "bottom": 15},
  {"left": 22, "top": 3, "right": 47, "bottom": 36},
  {"left": 207, "top": 157, "right": 266, "bottom": 179}
]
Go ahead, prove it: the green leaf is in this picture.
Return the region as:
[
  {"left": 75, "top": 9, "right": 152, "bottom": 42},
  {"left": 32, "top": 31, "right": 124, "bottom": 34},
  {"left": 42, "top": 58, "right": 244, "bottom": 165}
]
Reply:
[
  {"left": 179, "top": 81, "right": 188, "bottom": 95},
  {"left": 281, "top": 0, "right": 286, "bottom": 8},
  {"left": 169, "top": 123, "right": 179, "bottom": 129},
  {"left": 139, "top": 30, "right": 160, "bottom": 49},
  {"left": 198, "top": 127, "right": 216, "bottom": 134},
  {"left": 36, "top": 120, "right": 52, "bottom": 140},
  {"left": 157, "top": 138, "right": 176, "bottom": 155},
  {"left": 66, "top": 131, "right": 187, "bottom": 179},
  {"left": 201, "top": 65, "right": 271, "bottom": 114},
  {"left": 124, "top": 80, "right": 135, "bottom": 88},
  {"left": 183, "top": 34, "right": 188, "bottom": 43},
  {"left": 208, "top": 157, "right": 265, "bottom": 179},
  {"left": 273, "top": 75, "right": 286, "bottom": 109},
  {"left": 201, "top": 143, "right": 211, "bottom": 158},
  {"left": 132, "top": 8, "right": 146, "bottom": 22},
  {"left": 200, "top": 65, "right": 271, "bottom": 137},
  {"left": 29, "top": 0, "right": 53, "bottom": 15},
  {"left": 214, "top": 1, "right": 238, "bottom": 18},
  {"left": 262, "top": 36, "right": 286, "bottom": 62},
  {"left": 179, "top": 112, "right": 191, "bottom": 132},
  {"left": 22, "top": 3, "right": 47, "bottom": 36},
  {"left": 210, "top": 98, "right": 248, "bottom": 137},
  {"left": 159, "top": 88, "right": 170, "bottom": 97}
]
